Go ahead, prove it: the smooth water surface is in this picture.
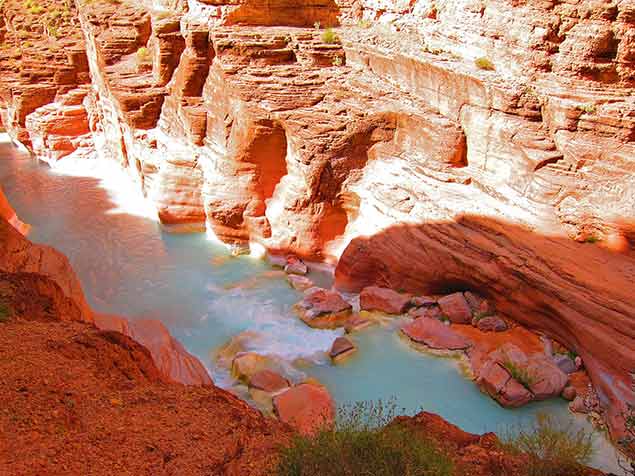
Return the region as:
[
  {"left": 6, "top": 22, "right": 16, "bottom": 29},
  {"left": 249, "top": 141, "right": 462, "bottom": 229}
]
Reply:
[{"left": 0, "top": 136, "right": 621, "bottom": 472}]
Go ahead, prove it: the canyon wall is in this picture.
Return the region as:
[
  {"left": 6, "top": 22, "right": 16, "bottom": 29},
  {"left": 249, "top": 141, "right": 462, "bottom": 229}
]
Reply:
[{"left": 1, "top": 0, "right": 634, "bottom": 438}]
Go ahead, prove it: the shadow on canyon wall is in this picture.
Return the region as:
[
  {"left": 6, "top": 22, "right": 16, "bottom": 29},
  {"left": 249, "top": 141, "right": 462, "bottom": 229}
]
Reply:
[{"left": 334, "top": 213, "right": 635, "bottom": 436}]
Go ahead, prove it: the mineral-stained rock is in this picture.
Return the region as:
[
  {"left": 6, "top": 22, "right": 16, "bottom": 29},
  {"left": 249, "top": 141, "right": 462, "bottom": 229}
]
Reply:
[
  {"left": 359, "top": 286, "right": 411, "bottom": 314},
  {"left": 329, "top": 336, "right": 356, "bottom": 361},
  {"left": 273, "top": 383, "right": 335, "bottom": 435},
  {"left": 248, "top": 369, "right": 290, "bottom": 393},
  {"left": 284, "top": 256, "right": 308, "bottom": 276},
  {"left": 0, "top": 186, "right": 28, "bottom": 235},
  {"left": 476, "top": 315, "right": 507, "bottom": 333},
  {"left": 437, "top": 293, "right": 473, "bottom": 324},
  {"left": 401, "top": 318, "right": 472, "bottom": 351},
  {"left": 294, "top": 288, "right": 352, "bottom": 329}
]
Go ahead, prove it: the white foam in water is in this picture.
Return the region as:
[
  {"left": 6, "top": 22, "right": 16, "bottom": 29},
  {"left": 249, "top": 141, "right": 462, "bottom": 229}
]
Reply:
[
  {"left": 49, "top": 154, "right": 159, "bottom": 221},
  {"left": 207, "top": 289, "right": 343, "bottom": 363}
]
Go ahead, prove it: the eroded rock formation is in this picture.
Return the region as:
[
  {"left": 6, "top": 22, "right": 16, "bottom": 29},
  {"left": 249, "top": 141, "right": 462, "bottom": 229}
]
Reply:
[{"left": 1, "top": 0, "right": 634, "bottom": 440}]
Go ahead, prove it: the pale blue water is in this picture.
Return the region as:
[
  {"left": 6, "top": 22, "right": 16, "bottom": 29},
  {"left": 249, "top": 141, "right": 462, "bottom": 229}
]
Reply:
[{"left": 0, "top": 136, "right": 622, "bottom": 472}]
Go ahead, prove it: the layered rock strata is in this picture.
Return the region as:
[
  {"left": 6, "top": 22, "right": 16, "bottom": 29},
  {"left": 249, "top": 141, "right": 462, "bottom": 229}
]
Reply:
[{"left": 1, "top": 0, "right": 634, "bottom": 440}]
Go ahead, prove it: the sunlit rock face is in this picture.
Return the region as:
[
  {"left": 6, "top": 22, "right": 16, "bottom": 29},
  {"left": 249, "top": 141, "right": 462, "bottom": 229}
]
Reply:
[{"left": 0, "top": 0, "right": 634, "bottom": 438}]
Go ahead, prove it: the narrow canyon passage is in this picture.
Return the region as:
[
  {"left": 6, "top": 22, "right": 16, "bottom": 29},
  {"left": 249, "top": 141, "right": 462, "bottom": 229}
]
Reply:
[{"left": 0, "top": 135, "right": 622, "bottom": 473}]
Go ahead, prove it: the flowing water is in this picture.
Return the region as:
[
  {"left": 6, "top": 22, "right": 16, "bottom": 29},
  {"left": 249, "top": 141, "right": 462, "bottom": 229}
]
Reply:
[{"left": 0, "top": 135, "right": 623, "bottom": 473}]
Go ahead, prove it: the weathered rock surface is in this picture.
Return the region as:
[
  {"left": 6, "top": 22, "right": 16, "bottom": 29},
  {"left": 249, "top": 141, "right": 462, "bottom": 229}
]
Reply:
[
  {"left": 0, "top": 186, "right": 28, "bottom": 235},
  {"left": 476, "top": 315, "right": 508, "bottom": 333},
  {"left": 1, "top": 0, "right": 634, "bottom": 440},
  {"left": 249, "top": 369, "right": 290, "bottom": 393},
  {"left": 359, "top": 285, "right": 410, "bottom": 314},
  {"left": 294, "top": 287, "right": 352, "bottom": 328},
  {"left": 273, "top": 383, "right": 335, "bottom": 435},
  {"left": 0, "top": 217, "right": 92, "bottom": 322},
  {"left": 401, "top": 318, "right": 472, "bottom": 351},
  {"left": 437, "top": 292, "right": 473, "bottom": 324},
  {"left": 94, "top": 314, "right": 213, "bottom": 386},
  {"left": 287, "top": 273, "right": 314, "bottom": 291},
  {"left": 475, "top": 344, "right": 568, "bottom": 407}
]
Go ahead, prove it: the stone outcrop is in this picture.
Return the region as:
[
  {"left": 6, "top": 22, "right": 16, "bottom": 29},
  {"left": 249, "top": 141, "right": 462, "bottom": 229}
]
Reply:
[
  {"left": 94, "top": 314, "right": 213, "bottom": 386},
  {"left": 0, "top": 216, "right": 93, "bottom": 322},
  {"left": 1, "top": 0, "right": 634, "bottom": 441},
  {"left": 294, "top": 287, "right": 352, "bottom": 328},
  {"left": 401, "top": 317, "right": 472, "bottom": 352},
  {"left": 359, "top": 285, "right": 410, "bottom": 314}
]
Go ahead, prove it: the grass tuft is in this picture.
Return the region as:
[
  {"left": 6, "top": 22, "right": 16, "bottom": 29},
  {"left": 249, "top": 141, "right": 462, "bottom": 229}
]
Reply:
[
  {"left": 321, "top": 28, "right": 339, "bottom": 44},
  {"left": 475, "top": 57, "right": 495, "bottom": 71},
  {"left": 502, "top": 413, "right": 594, "bottom": 476},
  {"left": 275, "top": 400, "right": 454, "bottom": 476},
  {"left": 501, "top": 359, "right": 535, "bottom": 390}
]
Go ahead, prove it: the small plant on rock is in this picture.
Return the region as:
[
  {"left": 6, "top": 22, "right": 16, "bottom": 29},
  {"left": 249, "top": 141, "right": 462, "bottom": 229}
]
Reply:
[
  {"left": 502, "top": 359, "right": 535, "bottom": 390},
  {"left": 576, "top": 103, "right": 596, "bottom": 114},
  {"left": 475, "top": 56, "right": 495, "bottom": 71},
  {"left": 136, "top": 47, "right": 151, "bottom": 66},
  {"left": 332, "top": 55, "right": 343, "bottom": 67},
  {"left": 503, "top": 413, "right": 594, "bottom": 476},
  {"left": 321, "top": 28, "right": 339, "bottom": 44},
  {"left": 313, "top": 21, "right": 321, "bottom": 30},
  {"left": 276, "top": 399, "right": 454, "bottom": 476}
]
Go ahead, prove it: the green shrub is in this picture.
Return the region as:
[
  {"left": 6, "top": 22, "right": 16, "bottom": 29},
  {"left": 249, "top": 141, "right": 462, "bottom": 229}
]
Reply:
[
  {"left": 576, "top": 103, "right": 596, "bottom": 114},
  {"left": 275, "top": 400, "right": 454, "bottom": 476},
  {"left": 321, "top": 28, "right": 339, "bottom": 44},
  {"left": 475, "top": 57, "right": 495, "bottom": 71},
  {"left": 501, "top": 359, "right": 535, "bottom": 390},
  {"left": 332, "top": 55, "right": 343, "bottom": 67},
  {"left": 584, "top": 235, "right": 600, "bottom": 243},
  {"left": 503, "top": 413, "right": 593, "bottom": 476},
  {"left": 136, "top": 47, "right": 151, "bottom": 65}
]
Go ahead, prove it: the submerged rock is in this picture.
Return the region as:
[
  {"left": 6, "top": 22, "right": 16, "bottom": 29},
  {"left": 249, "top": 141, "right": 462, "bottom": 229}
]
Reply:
[
  {"left": 273, "top": 383, "right": 335, "bottom": 435},
  {"left": 359, "top": 286, "right": 411, "bottom": 314},
  {"left": 344, "top": 314, "right": 374, "bottom": 333},
  {"left": 437, "top": 293, "right": 472, "bottom": 324},
  {"left": 401, "top": 318, "right": 472, "bottom": 351},
  {"left": 294, "top": 288, "right": 352, "bottom": 329},
  {"left": 249, "top": 370, "right": 290, "bottom": 393},
  {"left": 232, "top": 352, "right": 274, "bottom": 383},
  {"left": 287, "top": 274, "right": 314, "bottom": 291},
  {"left": 329, "top": 336, "right": 356, "bottom": 362}
]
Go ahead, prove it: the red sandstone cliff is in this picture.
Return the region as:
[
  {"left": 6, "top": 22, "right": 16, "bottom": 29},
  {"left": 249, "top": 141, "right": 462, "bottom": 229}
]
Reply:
[{"left": 1, "top": 0, "right": 634, "bottom": 440}]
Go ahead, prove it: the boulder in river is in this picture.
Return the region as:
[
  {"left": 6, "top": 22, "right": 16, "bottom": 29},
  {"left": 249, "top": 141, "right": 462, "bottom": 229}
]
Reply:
[
  {"left": 273, "top": 383, "right": 335, "bottom": 435},
  {"left": 359, "top": 286, "right": 411, "bottom": 314},
  {"left": 408, "top": 305, "right": 443, "bottom": 320},
  {"left": 410, "top": 295, "right": 437, "bottom": 308},
  {"left": 232, "top": 352, "right": 275, "bottom": 383},
  {"left": 284, "top": 256, "right": 308, "bottom": 275},
  {"left": 249, "top": 370, "right": 290, "bottom": 393},
  {"left": 345, "top": 314, "right": 375, "bottom": 333},
  {"left": 329, "top": 336, "right": 357, "bottom": 362},
  {"left": 401, "top": 318, "right": 472, "bottom": 351},
  {"left": 287, "top": 274, "right": 314, "bottom": 291},
  {"left": 294, "top": 288, "right": 352, "bottom": 329}
]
